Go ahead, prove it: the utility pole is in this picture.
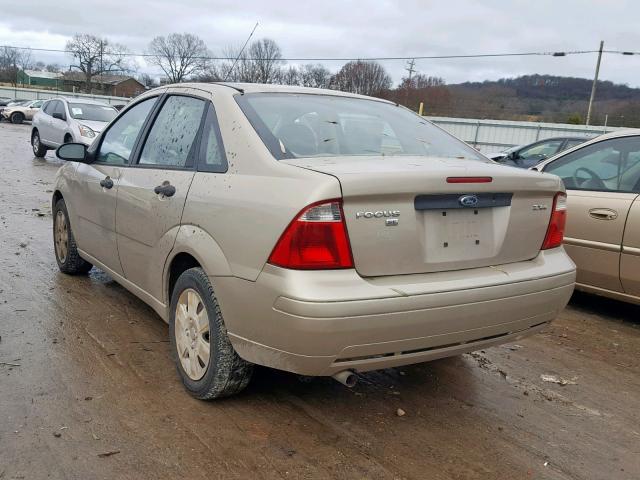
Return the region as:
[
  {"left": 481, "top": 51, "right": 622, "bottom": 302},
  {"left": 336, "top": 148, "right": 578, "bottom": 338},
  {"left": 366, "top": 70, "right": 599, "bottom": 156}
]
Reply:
[
  {"left": 586, "top": 40, "right": 604, "bottom": 126},
  {"left": 99, "top": 39, "right": 104, "bottom": 94},
  {"left": 405, "top": 58, "right": 416, "bottom": 84},
  {"left": 404, "top": 58, "right": 416, "bottom": 105}
]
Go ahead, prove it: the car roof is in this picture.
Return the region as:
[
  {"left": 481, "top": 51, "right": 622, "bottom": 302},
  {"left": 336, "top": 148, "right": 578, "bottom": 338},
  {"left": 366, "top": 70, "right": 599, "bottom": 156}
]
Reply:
[{"left": 159, "top": 82, "right": 396, "bottom": 104}]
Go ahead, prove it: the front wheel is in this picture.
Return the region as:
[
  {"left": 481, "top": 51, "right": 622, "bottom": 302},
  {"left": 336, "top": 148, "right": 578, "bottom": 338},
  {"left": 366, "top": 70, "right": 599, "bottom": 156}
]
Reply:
[
  {"left": 32, "top": 130, "right": 47, "bottom": 157},
  {"left": 169, "top": 268, "right": 253, "bottom": 400},
  {"left": 53, "top": 198, "right": 93, "bottom": 274}
]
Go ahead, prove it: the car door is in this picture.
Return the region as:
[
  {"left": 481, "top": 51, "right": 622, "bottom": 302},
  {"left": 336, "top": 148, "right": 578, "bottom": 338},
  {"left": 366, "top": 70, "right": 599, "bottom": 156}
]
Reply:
[
  {"left": 620, "top": 148, "right": 640, "bottom": 297},
  {"left": 115, "top": 92, "right": 206, "bottom": 300},
  {"left": 49, "top": 101, "right": 69, "bottom": 146},
  {"left": 37, "top": 100, "right": 55, "bottom": 143},
  {"left": 71, "top": 96, "right": 159, "bottom": 276},
  {"left": 543, "top": 135, "right": 640, "bottom": 293}
]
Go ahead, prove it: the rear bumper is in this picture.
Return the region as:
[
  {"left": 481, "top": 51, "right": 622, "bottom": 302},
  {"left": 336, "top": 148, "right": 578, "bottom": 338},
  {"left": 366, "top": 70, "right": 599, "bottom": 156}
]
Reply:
[{"left": 214, "top": 248, "right": 575, "bottom": 376}]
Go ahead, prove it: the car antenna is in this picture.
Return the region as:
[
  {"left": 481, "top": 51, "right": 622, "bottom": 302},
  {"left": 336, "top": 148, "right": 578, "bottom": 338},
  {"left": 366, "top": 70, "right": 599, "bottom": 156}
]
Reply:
[{"left": 223, "top": 21, "right": 259, "bottom": 83}]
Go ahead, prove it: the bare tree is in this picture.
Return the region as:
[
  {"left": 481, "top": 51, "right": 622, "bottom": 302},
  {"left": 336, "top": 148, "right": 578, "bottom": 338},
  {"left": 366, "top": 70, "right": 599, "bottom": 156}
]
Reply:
[
  {"left": 218, "top": 39, "right": 282, "bottom": 84},
  {"left": 300, "top": 64, "right": 332, "bottom": 88},
  {"left": 278, "top": 65, "right": 300, "bottom": 85},
  {"left": 66, "top": 34, "right": 131, "bottom": 92},
  {"left": 216, "top": 45, "right": 252, "bottom": 82},
  {"left": 400, "top": 73, "right": 445, "bottom": 90},
  {"left": 147, "top": 33, "right": 209, "bottom": 83},
  {"left": 17, "top": 49, "right": 33, "bottom": 78},
  {"left": 248, "top": 39, "right": 283, "bottom": 83},
  {"left": 0, "top": 47, "right": 35, "bottom": 86},
  {"left": 46, "top": 63, "right": 62, "bottom": 73},
  {"left": 332, "top": 60, "right": 392, "bottom": 96},
  {"left": 137, "top": 73, "right": 158, "bottom": 88},
  {"left": 0, "top": 46, "right": 21, "bottom": 85}
]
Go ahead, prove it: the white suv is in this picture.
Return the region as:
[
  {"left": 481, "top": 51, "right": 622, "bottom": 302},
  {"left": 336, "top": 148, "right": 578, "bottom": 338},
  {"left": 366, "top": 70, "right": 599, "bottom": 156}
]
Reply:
[{"left": 31, "top": 98, "right": 118, "bottom": 157}]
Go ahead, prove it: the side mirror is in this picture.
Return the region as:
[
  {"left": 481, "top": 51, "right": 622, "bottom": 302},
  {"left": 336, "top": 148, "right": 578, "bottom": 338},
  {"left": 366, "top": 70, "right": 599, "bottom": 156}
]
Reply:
[
  {"left": 56, "top": 143, "right": 87, "bottom": 162},
  {"left": 52, "top": 112, "right": 65, "bottom": 121},
  {"left": 507, "top": 151, "right": 518, "bottom": 160}
]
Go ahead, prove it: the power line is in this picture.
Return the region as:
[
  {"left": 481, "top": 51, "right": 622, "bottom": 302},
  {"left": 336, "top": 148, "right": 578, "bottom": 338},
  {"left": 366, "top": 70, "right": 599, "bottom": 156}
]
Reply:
[{"left": 0, "top": 45, "right": 624, "bottom": 62}]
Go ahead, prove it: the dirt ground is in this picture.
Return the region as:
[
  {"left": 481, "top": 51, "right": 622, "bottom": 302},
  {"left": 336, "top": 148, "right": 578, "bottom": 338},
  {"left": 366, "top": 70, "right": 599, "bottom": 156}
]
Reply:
[{"left": 0, "top": 121, "right": 639, "bottom": 480}]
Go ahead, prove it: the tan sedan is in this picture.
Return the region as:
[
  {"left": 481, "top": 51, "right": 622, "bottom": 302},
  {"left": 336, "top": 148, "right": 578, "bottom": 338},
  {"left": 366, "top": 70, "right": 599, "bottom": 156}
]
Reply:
[
  {"left": 1, "top": 99, "right": 44, "bottom": 124},
  {"left": 536, "top": 130, "right": 640, "bottom": 304},
  {"left": 51, "top": 83, "right": 575, "bottom": 399}
]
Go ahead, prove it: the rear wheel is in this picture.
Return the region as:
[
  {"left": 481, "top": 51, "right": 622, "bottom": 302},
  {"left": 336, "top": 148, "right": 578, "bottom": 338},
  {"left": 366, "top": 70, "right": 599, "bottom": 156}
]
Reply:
[
  {"left": 10, "top": 112, "right": 24, "bottom": 124},
  {"left": 32, "top": 130, "right": 47, "bottom": 157},
  {"left": 53, "top": 198, "right": 92, "bottom": 274},
  {"left": 169, "top": 267, "right": 253, "bottom": 400}
]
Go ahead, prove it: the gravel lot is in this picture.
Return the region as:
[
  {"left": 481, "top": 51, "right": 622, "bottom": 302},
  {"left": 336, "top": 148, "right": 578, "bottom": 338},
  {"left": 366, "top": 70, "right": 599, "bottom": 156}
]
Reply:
[{"left": 1, "top": 121, "right": 639, "bottom": 480}]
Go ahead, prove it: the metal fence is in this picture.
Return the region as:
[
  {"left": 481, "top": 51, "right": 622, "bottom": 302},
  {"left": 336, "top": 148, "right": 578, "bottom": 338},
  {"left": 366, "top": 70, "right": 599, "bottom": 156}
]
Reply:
[
  {"left": 1, "top": 85, "right": 631, "bottom": 152},
  {"left": 426, "top": 116, "right": 627, "bottom": 154},
  {"left": 0, "top": 86, "right": 129, "bottom": 106}
]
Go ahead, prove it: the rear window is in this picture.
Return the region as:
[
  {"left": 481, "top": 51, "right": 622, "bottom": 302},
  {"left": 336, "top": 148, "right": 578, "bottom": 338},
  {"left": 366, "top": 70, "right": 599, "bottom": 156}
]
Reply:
[
  {"left": 236, "top": 93, "right": 484, "bottom": 161},
  {"left": 68, "top": 103, "right": 118, "bottom": 122}
]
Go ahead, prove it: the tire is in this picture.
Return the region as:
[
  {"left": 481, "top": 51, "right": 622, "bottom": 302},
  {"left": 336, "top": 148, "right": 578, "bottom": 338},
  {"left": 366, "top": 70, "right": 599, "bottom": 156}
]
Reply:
[
  {"left": 32, "top": 130, "right": 47, "bottom": 157},
  {"left": 53, "top": 198, "right": 93, "bottom": 275},
  {"left": 169, "top": 267, "right": 253, "bottom": 400},
  {"left": 10, "top": 112, "right": 24, "bottom": 124}
]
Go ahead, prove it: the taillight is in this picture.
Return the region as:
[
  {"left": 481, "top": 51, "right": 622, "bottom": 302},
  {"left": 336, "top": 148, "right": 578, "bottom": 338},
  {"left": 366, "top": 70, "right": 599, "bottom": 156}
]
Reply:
[
  {"left": 541, "top": 192, "right": 567, "bottom": 250},
  {"left": 268, "top": 200, "right": 354, "bottom": 270}
]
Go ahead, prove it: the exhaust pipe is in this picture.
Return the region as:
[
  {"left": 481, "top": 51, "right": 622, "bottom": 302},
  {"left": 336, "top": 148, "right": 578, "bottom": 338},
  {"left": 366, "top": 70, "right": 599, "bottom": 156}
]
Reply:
[{"left": 333, "top": 370, "right": 357, "bottom": 388}]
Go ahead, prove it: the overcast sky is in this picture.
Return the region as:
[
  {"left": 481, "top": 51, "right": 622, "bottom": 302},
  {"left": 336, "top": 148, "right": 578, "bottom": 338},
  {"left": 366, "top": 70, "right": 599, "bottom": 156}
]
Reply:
[{"left": 1, "top": 0, "right": 640, "bottom": 86}]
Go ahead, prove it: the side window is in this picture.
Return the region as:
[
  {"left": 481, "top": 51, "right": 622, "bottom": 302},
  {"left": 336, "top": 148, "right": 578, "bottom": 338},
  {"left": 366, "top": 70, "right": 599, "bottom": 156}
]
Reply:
[
  {"left": 198, "top": 105, "right": 228, "bottom": 173},
  {"left": 97, "top": 97, "right": 157, "bottom": 165},
  {"left": 518, "top": 140, "right": 563, "bottom": 160},
  {"left": 42, "top": 101, "right": 54, "bottom": 115},
  {"left": 53, "top": 101, "right": 66, "bottom": 119},
  {"left": 544, "top": 136, "right": 640, "bottom": 193},
  {"left": 564, "top": 139, "right": 586, "bottom": 150},
  {"left": 139, "top": 95, "right": 206, "bottom": 168},
  {"left": 31, "top": 100, "right": 43, "bottom": 109}
]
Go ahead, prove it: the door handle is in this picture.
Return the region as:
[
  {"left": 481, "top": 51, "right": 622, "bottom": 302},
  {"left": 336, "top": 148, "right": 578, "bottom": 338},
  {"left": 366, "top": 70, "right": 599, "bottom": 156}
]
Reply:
[
  {"left": 589, "top": 208, "right": 618, "bottom": 220},
  {"left": 99, "top": 176, "right": 114, "bottom": 189},
  {"left": 154, "top": 182, "right": 176, "bottom": 198}
]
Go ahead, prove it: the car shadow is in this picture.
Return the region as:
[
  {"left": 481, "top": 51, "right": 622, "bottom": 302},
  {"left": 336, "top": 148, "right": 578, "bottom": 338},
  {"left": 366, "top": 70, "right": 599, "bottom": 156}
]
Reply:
[{"left": 569, "top": 290, "right": 640, "bottom": 326}]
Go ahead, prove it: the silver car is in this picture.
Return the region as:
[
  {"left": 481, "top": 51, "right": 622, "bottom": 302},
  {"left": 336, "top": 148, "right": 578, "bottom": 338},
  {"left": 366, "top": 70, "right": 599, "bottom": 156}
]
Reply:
[
  {"left": 31, "top": 98, "right": 118, "bottom": 157},
  {"left": 52, "top": 83, "right": 576, "bottom": 399}
]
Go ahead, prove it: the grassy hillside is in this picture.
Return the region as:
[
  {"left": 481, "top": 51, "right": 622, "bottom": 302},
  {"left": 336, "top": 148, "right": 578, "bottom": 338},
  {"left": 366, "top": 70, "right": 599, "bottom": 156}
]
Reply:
[{"left": 384, "top": 75, "right": 640, "bottom": 127}]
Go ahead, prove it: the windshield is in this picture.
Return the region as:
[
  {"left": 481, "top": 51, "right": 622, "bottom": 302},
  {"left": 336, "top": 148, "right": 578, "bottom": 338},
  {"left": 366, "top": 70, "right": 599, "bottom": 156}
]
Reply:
[
  {"left": 68, "top": 103, "right": 118, "bottom": 122},
  {"left": 237, "top": 93, "right": 485, "bottom": 161},
  {"left": 8, "top": 100, "right": 28, "bottom": 106}
]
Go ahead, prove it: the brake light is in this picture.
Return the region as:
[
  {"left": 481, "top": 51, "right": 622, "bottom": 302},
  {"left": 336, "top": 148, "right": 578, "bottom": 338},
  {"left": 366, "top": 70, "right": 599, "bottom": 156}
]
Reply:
[
  {"left": 446, "top": 176, "right": 493, "bottom": 183},
  {"left": 268, "top": 200, "right": 354, "bottom": 269},
  {"left": 541, "top": 192, "right": 567, "bottom": 250}
]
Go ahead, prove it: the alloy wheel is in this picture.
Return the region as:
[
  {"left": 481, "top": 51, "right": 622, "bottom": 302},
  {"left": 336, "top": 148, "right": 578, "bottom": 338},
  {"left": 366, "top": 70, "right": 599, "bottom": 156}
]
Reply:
[
  {"left": 175, "top": 288, "right": 211, "bottom": 381},
  {"left": 54, "top": 210, "right": 69, "bottom": 264}
]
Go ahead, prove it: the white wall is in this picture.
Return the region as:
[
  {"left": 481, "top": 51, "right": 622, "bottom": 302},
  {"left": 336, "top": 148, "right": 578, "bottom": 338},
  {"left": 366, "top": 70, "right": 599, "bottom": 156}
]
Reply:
[{"left": 0, "top": 86, "right": 129, "bottom": 106}]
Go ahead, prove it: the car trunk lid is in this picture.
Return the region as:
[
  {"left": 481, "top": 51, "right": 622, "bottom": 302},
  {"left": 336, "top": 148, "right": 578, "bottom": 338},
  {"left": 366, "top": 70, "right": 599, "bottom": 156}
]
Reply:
[{"left": 283, "top": 156, "right": 563, "bottom": 277}]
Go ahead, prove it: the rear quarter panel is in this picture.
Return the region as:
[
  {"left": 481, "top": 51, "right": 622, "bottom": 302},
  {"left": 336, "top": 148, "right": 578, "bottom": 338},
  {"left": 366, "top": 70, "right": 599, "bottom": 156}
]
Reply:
[{"left": 178, "top": 90, "right": 342, "bottom": 282}]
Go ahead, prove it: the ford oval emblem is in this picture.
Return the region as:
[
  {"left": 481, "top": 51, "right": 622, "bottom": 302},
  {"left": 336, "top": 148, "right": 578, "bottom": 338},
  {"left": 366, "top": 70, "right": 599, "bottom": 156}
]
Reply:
[{"left": 459, "top": 195, "right": 479, "bottom": 207}]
